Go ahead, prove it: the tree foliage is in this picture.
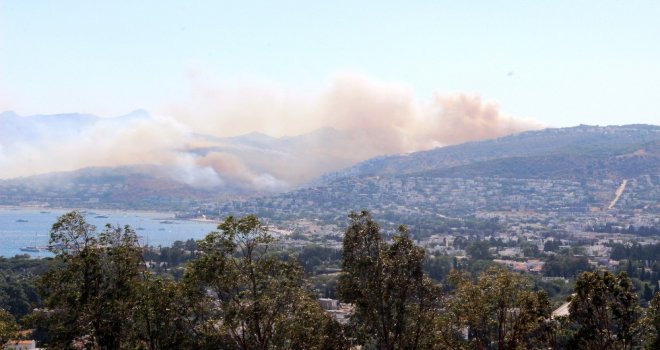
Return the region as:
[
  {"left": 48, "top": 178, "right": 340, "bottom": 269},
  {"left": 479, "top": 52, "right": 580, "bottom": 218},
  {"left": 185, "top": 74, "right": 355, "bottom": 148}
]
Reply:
[
  {"left": 466, "top": 240, "right": 492, "bottom": 260},
  {"left": 338, "top": 211, "right": 443, "bottom": 349},
  {"left": 640, "top": 292, "right": 660, "bottom": 350},
  {"left": 185, "top": 214, "right": 345, "bottom": 350},
  {"left": 542, "top": 253, "right": 591, "bottom": 277},
  {"left": 0, "top": 256, "right": 45, "bottom": 320},
  {"left": 35, "top": 211, "right": 147, "bottom": 349},
  {"left": 0, "top": 308, "right": 18, "bottom": 345},
  {"left": 448, "top": 267, "right": 551, "bottom": 350},
  {"left": 33, "top": 211, "right": 192, "bottom": 349},
  {"left": 7, "top": 211, "right": 660, "bottom": 349},
  {"left": 135, "top": 277, "right": 198, "bottom": 349},
  {"left": 566, "top": 270, "right": 640, "bottom": 350}
]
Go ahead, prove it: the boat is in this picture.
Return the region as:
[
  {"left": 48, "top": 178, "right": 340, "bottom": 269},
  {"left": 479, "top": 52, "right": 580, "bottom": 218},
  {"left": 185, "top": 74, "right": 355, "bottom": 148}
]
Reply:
[
  {"left": 20, "top": 232, "right": 49, "bottom": 253},
  {"left": 20, "top": 247, "right": 40, "bottom": 252},
  {"left": 94, "top": 215, "right": 109, "bottom": 219},
  {"left": 15, "top": 219, "right": 28, "bottom": 223},
  {"left": 20, "top": 246, "right": 48, "bottom": 253}
]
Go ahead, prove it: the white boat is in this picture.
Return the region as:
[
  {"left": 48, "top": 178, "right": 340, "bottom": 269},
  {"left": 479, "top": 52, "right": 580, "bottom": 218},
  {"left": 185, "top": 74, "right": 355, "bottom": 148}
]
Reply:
[{"left": 20, "top": 246, "right": 46, "bottom": 252}]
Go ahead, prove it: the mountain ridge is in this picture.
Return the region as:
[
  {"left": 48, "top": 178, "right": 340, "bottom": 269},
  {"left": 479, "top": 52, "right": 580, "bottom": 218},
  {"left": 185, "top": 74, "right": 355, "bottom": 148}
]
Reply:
[
  {"left": 319, "top": 124, "right": 660, "bottom": 183},
  {"left": 1, "top": 121, "right": 658, "bottom": 211}
]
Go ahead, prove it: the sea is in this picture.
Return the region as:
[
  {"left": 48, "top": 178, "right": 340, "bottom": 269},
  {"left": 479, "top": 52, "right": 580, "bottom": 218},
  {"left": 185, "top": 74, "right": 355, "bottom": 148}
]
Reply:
[{"left": 0, "top": 207, "right": 219, "bottom": 258}]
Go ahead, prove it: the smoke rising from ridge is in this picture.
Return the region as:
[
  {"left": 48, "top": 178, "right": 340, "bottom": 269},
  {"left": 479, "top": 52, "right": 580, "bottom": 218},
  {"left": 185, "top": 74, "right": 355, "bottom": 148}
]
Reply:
[
  {"left": 162, "top": 73, "right": 542, "bottom": 186},
  {"left": 168, "top": 73, "right": 541, "bottom": 147},
  {"left": 1, "top": 73, "right": 543, "bottom": 190}
]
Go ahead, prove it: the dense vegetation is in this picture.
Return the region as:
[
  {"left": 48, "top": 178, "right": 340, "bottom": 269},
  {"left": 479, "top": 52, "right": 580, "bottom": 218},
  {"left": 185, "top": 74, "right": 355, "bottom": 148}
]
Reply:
[
  {"left": 589, "top": 224, "right": 660, "bottom": 237},
  {"left": 1, "top": 211, "right": 659, "bottom": 349}
]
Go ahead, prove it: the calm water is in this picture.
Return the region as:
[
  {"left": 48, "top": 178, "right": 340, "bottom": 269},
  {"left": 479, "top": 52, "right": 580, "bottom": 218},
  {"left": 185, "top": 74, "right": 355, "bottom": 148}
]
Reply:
[{"left": 0, "top": 207, "right": 219, "bottom": 258}]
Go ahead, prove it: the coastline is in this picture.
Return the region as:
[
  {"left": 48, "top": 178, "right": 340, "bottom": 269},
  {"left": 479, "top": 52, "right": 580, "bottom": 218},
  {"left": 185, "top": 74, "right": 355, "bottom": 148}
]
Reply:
[
  {"left": 0, "top": 207, "right": 218, "bottom": 258},
  {"left": 190, "top": 218, "right": 221, "bottom": 224},
  {"left": 0, "top": 205, "right": 182, "bottom": 220}
]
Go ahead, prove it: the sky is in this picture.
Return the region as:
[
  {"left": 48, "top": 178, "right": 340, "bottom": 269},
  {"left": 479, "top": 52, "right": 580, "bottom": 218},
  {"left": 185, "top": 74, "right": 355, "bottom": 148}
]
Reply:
[{"left": 1, "top": 1, "right": 659, "bottom": 130}]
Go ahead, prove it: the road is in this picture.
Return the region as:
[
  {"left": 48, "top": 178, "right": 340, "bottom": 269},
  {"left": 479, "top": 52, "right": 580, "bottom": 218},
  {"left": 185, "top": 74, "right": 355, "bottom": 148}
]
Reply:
[{"left": 607, "top": 179, "right": 628, "bottom": 210}]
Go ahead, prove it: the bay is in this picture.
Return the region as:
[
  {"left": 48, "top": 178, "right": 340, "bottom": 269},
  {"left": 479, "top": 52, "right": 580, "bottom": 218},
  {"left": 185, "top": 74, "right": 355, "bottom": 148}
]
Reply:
[{"left": 0, "top": 207, "right": 219, "bottom": 258}]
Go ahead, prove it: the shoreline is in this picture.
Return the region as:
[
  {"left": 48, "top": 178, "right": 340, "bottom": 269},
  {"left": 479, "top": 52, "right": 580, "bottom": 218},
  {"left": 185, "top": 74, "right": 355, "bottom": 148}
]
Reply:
[
  {"left": 189, "top": 218, "right": 221, "bottom": 224},
  {"left": 0, "top": 207, "right": 219, "bottom": 259},
  {"left": 0, "top": 205, "right": 217, "bottom": 224},
  {"left": 0, "top": 204, "right": 175, "bottom": 215}
]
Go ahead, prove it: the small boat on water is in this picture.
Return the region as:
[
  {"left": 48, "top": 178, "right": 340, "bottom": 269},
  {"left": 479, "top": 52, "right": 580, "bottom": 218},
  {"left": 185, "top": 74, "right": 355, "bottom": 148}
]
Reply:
[
  {"left": 94, "top": 215, "right": 109, "bottom": 219},
  {"left": 15, "top": 219, "right": 28, "bottom": 223},
  {"left": 20, "top": 246, "right": 48, "bottom": 253},
  {"left": 20, "top": 232, "right": 49, "bottom": 253},
  {"left": 20, "top": 246, "right": 40, "bottom": 252}
]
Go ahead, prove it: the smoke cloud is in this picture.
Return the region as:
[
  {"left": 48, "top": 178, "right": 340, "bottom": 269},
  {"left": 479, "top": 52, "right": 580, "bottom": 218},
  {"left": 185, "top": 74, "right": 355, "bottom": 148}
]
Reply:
[
  {"left": 1, "top": 73, "right": 543, "bottom": 191},
  {"left": 169, "top": 72, "right": 542, "bottom": 142},
  {"left": 163, "top": 73, "right": 542, "bottom": 186},
  {"left": 0, "top": 111, "right": 186, "bottom": 177}
]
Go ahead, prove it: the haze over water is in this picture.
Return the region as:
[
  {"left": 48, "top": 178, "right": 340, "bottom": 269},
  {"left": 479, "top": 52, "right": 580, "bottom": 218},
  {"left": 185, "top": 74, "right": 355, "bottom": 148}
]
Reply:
[{"left": 0, "top": 207, "right": 218, "bottom": 258}]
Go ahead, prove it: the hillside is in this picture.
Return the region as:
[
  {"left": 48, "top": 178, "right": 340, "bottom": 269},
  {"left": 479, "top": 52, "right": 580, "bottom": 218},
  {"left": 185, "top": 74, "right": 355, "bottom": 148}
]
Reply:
[
  {"left": 1, "top": 123, "right": 658, "bottom": 213},
  {"left": 197, "top": 125, "right": 660, "bottom": 234},
  {"left": 1, "top": 110, "right": 423, "bottom": 198},
  {"left": 321, "top": 124, "right": 660, "bottom": 181},
  {"left": 418, "top": 139, "right": 659, "bottom": 180},
  {"left": 0, "top": 165, "right": 244, "bottom": 210}
]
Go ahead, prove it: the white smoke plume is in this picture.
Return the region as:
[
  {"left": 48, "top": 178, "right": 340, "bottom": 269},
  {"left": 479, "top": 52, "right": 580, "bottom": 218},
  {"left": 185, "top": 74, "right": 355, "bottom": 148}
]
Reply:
[{"left": 1, "top": 73, "right": 543, "bottom": 190}]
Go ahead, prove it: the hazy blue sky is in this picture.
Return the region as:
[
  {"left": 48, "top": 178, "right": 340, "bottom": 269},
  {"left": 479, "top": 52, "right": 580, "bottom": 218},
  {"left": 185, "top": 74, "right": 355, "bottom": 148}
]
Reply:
[{"left": 1, "top": 1, "right": 659, "bottom": 127}]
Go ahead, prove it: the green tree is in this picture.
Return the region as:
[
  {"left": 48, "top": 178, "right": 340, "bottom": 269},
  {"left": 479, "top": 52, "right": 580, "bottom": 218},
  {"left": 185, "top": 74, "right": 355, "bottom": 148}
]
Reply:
[
  {"left": 543, "top": 254, "right": 591, "bottom": 277},
  {"left": 185, "top": 214, "right": 344, "bottom": 350},
  {"left": 449, "top": 267, "right": 551, "bottom": 350},
  {"left": 337, "top": 211, "right": 443, "bottom": 349},
  {"left": 424, "top": 255, "right": 453, "bottom": 282},
  {"left": 35, "top": 211, "right": 147, "bottom": 349},
  {"left": 643, "top": 283, "right": 654, "bottom": 303},
  {"left": 466, "top": 241, "right": 492, "bottom": 260},
  {"left": 0, "top": 308, "right": 18, "bottom": 345},
  {"left": 0, "top": 263, "right": 41, "bottom": 320},
  {"left": 543, "top": 240, "right": 561, "bottom": 252},
  {"left": 640, "top": 292, "right": 660, "bottom": 350},
  {"left": 566, "top": 270, "right": 640, "bottom": 350},
  {"left": 134, "top": 277, "right": 198, "bottom": 350}
]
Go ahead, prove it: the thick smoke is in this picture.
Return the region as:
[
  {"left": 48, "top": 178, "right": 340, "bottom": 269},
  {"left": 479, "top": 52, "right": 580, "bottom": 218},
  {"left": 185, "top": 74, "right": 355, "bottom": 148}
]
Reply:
[
  {"left": 169, "top": 73, "right": 541, "bottom": 142},
  {"left": 0, "top": 111, "right": 274, "bottom": 190},
  {"left": 163, "top": 73, "right": 542, "bottom": 186},
  {"left": 1, "top": 74, "right": 542, "bottom": 190},
  {"left": 0, "top": 112, "right": 186, "bottom": 177}
]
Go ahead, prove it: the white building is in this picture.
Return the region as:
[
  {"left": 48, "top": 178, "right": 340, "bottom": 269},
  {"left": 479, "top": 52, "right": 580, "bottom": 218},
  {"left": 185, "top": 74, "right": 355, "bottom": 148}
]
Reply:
[{"left": 4, "top": 339, "right": 38, "bottom": 350}]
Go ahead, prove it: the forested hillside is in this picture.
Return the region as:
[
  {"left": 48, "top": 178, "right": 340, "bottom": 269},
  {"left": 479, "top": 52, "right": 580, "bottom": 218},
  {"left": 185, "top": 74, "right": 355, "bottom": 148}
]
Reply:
[{"left": 322, "top": 124, "right": 659, "bottom": 181}]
